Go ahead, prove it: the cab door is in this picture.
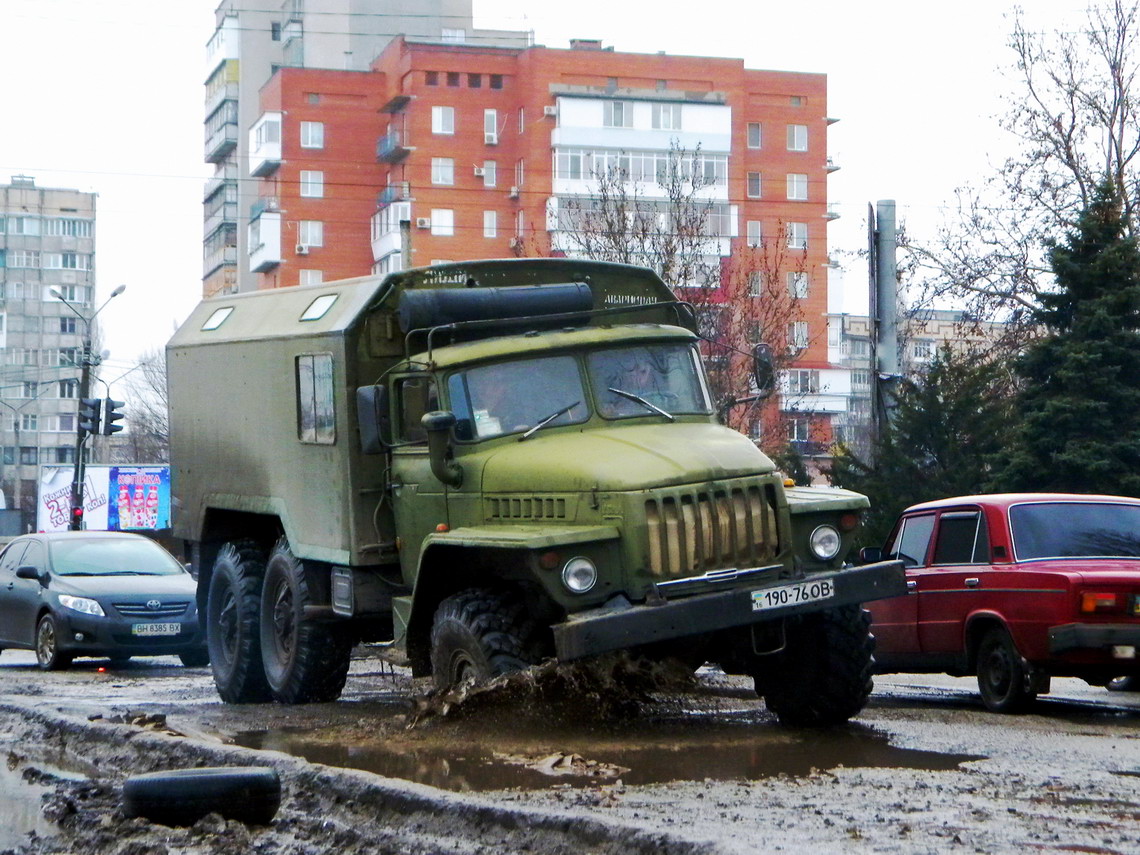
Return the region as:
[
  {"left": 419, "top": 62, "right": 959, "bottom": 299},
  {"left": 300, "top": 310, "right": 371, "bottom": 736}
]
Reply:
[{"left": 387, "top": 374, "right": 448, "bottom": 587}]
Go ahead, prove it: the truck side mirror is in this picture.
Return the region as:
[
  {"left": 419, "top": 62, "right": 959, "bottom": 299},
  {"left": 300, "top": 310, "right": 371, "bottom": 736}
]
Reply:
[
  {"left": 752, "top": 343, "right": 775, "bottom": 399},
  {"left": 421, "top": 410, "right": 463, "bottom": 488},
  {"left": 356, "top": 385, "right": 391, "bottom": 454}
]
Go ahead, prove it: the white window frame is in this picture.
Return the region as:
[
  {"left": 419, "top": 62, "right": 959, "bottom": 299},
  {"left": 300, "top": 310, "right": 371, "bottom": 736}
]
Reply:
[
  {"left": 300, "top": 170, "right": 324, "bottom": 198},
  {"left": 788, "top": 271, "right": 809, "bottom": 298},
  {"left": 483, "top": 210, "right": 497, "bottom": 238},
  {"left": 299, "top": 269, "right": 324, "bottom": 286},
  {"left": 298, "top": 220, "right": 323, "bottom": 247},
  {"left": 432, "top": 105, "right": 455, "bottom": 135},
  {"left": 651, "top": 103, "right": 681, "bottom": 130},
  {"left": 484, "top": 109, "right": 498, "bottom": 144},
  {"left": 787, "top": 124, "right": 808, "bottom": 151},
  {"left": 787, "top": 222, "right": 808, "bottom": 250},
  {"left": 483, "top": 160, "right": 497, "bottom": 188},
  {"left": 603, "top": 100, "right": 634, "bottom": 128},
  {"left": 746, "top": 221, "right": 762, "bottom": 248},
  {"left": 747, "top": 122, "right": 762, "bottom": 148},
  {"left": 787, "top": 173, "right": 808, "bottom": 201},
  {"left": 747, "top": 172, "right": 761, "bottom": 198},
  {"left": 789, "top": 321, "right": 810, "bottom": 349},
  {"left": 431, "top": 157, "right": 455, "bottom": 186},
  {"left": 300, "top": 121, "right": 324, "bottom": 148},
  {"left": 430, "top": 209, "right": 454, "bottom": 237}
]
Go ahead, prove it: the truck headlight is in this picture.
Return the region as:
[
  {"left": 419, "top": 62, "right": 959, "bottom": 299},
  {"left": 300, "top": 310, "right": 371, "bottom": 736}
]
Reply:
[
  {"left": 58, "top": 595, "right": 105, "bottom": 617},
  {"left": 809, "top": 525, "right": 842, "bottom": 561},
  {"left": 561, "top": 557, "right": 597, "bottom": 594}
]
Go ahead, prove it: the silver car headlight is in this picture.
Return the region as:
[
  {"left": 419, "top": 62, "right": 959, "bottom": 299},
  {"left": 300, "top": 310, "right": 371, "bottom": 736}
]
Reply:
[
  {"left": 809, "top": 525, "right": 842, "bottom": 561},
  {"left": 561, "top": 557, "right": 597, "bottom": 594},
  {"left": 58, "top": 595, "right": 105, "bottom": 617}
]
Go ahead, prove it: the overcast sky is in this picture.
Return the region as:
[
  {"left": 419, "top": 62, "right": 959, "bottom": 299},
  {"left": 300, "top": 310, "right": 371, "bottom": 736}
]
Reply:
[{"left": 0, "top": 0, "right": 1084, "bottom": 373}]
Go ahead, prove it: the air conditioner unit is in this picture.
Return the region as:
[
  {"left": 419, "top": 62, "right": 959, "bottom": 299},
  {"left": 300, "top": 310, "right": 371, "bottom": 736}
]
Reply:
[
  {"left": 508, "top": 186, "right": 519, "bottom": 199},
  {"left": 295, "top": 244, "right": 309, "bottom": 255},
  {"left": 484, "top": 132, "right": 498, "bottom": 145},
  {"left": 415, "top": 217, "right": 431, "bottom": 229},
  {"left": 509, "top": 236, "right": 524, "bottom": 250},
  {"left": 473, "top": 166, "right": 486, "bottom": 177},
  {"left": 543, "top": 105, "right": 557, "bottom": 117}
]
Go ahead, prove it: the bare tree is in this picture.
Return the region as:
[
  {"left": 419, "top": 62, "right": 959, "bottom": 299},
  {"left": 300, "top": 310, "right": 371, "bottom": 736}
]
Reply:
[
  {"left": 112, "top": 348, "right": 169, "bottom": 464},
  {"left": 910, "top": 0, "right": 1140, "bottom": 347}
]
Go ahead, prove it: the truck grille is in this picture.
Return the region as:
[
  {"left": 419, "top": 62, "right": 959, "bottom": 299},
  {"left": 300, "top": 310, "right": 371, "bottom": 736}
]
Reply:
[
  {"left": 487, "top": 496, "right": 568, "bottom": 520},
  {"left": 113, "top": 601, "right": 190, "bottom": 620},
  {"left": 644, "top": 484, "right": 779, "bottom": 576}
]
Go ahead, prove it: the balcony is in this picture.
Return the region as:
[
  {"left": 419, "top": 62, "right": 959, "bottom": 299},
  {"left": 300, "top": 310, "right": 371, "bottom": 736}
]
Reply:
[
  {"left": 825, "top": 157, "right": 840, "bottom": 173},
  {"left": 205, "top": 121, "right": 238, "bottom": 163},
  {"left": 376, "top": 130, "right": 411, "bottom": 164},
  {"left": 377, "top": 182, "right": 411, "bottom": 208},
  {"left": 250, "top": 113, "right": 283, "bottom": 177},
  {"left": 249, "top": 211, "right": 282, "bottom": 273},
  {"left": 250, "top": 196, "right": 280, "bottom": 221},
  {"left": 204, "top": 202, "right": 238, "bottom": 237},
  {"left": 824, "top": 203, "right": 840, "bottom": 221},
  {"left": 203, "top": 244, "right": 238, "bottom": 278},
  {"left": 205, "top": 78, "right": 239, "bottom": 119},
  {"left": 203, "top": 165, "right": 237, "bottom": 202}
]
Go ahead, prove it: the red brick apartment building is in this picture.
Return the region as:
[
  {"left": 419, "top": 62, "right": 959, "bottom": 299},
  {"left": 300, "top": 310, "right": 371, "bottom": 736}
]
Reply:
[{"left": 244, "top": 37, "right": 841, "bottom": 448}]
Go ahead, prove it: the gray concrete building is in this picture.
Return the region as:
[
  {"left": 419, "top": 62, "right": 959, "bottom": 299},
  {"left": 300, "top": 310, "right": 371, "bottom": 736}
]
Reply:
[
  {"left": 203, "top": 0, "right": 531, "bottom": 297},
  {"left": 0, "top": 175, "right": 98, "bottom": 527}
]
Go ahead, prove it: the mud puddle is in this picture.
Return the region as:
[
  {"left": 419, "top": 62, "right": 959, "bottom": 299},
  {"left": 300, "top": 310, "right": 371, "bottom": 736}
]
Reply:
[
  {"left": 0, "top": 760, "right": 57, "bottom": 850},
  {"left": 234, "top": 713, "right": 983, "bottom": 793}
]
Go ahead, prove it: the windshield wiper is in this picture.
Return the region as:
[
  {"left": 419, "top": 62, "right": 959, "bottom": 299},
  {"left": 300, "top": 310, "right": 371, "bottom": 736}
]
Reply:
[
  {"left": 608, "top": 387, "right": 676, "bottom": 421},
  {"left": 519, "top": 400, "right": 581, "bottom": 441}
]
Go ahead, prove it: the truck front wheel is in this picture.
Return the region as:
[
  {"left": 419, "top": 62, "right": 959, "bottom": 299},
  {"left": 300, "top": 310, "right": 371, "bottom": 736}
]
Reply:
[
  {"left": 259, "top": 539, "right": 352, "bottom": 703},
  {"left": 751, "top": 605, "right": 875, "bottom": 727},
  {"left": 429, "top": 588, "right": 543, "bottom": 691},
  {"left": 207, "top": 541, "right": 272, "bottom": 704}
]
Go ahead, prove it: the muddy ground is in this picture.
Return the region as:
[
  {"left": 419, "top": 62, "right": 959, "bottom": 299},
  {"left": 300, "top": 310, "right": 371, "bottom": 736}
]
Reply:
[{"left": 1, "top": 647, "right": 1138, "bottom": 854}]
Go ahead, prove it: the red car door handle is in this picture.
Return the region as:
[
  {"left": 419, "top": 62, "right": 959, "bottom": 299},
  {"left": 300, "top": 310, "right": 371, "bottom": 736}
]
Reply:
[
  {"left": 906, "top": 580, "right": 917, "bottom": 591},
  {"left": 965, "top": 577, "right": 980, "bottom": 588}
]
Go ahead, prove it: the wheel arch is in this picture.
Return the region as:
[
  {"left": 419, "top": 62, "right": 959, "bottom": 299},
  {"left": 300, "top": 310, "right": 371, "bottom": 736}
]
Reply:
[
  {"left": 964, "top": 611, "right": 1009, "bottom": 673},
  {"left": 405, "top": 543, "right": 552, "bottom": 676},
  {"left": 191, "top": 510, "right": 285, "bottom": 627}
]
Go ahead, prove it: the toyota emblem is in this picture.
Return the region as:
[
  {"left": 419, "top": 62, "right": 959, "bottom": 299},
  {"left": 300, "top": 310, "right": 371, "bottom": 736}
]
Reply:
[{"left": 146, "top": 600, "right": 162, "bottom": 611}]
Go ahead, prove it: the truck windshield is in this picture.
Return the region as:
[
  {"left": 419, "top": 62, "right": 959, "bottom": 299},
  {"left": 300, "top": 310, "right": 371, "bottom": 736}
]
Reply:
[
  {"left": 1009, "top": 501, "right": 1140, "bottom": 560},
  {"left": 587, "top": 343, "right": 711, "bottom": 419},
  {"left": 448, "top": 355, "right": 587, "bottom": 440}
]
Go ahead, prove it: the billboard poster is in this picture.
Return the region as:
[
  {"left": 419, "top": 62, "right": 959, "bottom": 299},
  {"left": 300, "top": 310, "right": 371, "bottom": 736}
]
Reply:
[{"left": 37, "top": 465, "right": 171, "bottom": 533}]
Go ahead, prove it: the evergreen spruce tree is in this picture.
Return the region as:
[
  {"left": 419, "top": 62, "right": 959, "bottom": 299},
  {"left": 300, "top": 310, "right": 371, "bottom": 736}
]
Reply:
[
  {"left": 996, "top": 181, "right": 1140, "bottom": 495},
  {"left": 829, "top": 348, "right": 1013, "bottom": 546}
]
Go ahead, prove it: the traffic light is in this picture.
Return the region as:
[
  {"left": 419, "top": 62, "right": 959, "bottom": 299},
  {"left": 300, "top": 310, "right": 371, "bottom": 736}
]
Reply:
[
  {"left": 102, "top": 399, "right": 125, "bottom": 435},
  {"left": 78, "top": 398, "right": 102, "bottom": 436},
  {"left": 70, "top": 506, "right": 84, "bottom": 531}
]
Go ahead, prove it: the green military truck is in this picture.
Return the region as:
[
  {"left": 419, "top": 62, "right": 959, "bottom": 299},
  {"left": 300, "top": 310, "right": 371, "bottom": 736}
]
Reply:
[{"left": 168, "top": 259, "right": 905, "bottom": 725}]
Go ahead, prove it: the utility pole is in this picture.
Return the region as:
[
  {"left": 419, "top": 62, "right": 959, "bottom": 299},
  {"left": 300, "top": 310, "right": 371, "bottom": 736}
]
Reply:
[
  {"left": 868, "top": 200, "right": 899, "bottom": 457},
  {"left": 53, "top": 284, "right": 125, "bottom": 530}
]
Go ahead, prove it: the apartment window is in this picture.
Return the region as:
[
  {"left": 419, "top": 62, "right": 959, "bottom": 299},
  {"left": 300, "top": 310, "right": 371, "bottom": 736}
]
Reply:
[
  {"left": 515, "top": 159, "right": 525, "bottom": 188},
  {"left": 484, "top": 109, "right": 499, "bottom": 144},
  {"left": 296, "top": 353, "right": 335, "bottom": 444},
  {"left": 7, "top": 348, "right": 36, "bottom": 366},
  {"left": 430, "top": 209, "right": 454, "bottom": 237},
  {"left": 55, "top": 447, "right": 75, "bottom": 464},
  {"left": 43, "top": 218, "right": 92, "bottom": 237},
  {"left": 604, "top": 100, "right": 633, "bottom": 128},
  {"left": 852, "top": 369, "right": 870, "bottom": 389},
  {"left": 58, "top": 379, "right": 78, "bottom": 398},
  {"left": 787, "top": 124, "right": 808, "bottom": 151},
  {"left": 432, "top": 106, "right": 455, "bottom": 135},
  {"left": 298, "top": 220, "right": 323, "bottom": 247},
  {"left": 748, "top": 272, "right": 764, "bottom": 297},
  {"left": 852, "top": 339, "right": 870, "bottom": 357},
  {"left": 483, "top": 210, "right": 497, "bottom": 238},
  {"left": 1, "top": 448, "right": 11, "bottom": 465},
  {"left": 790, "top": 96, "right": 803, "bottom": 107},
  {"left": 446, "top": 72, "right": 461, "bottom": 87},
  {"left": 20, "top": 381, "right": 37, "bottom": 398},
  {"left": 651, "top": 103, "right": 681, "bottom": 130},
  {"left": 299, "top": 269, "right": 323, "bottom": 286},
  {"left": 518, "top": 107, "right": 525, "bottom": 133},
  {"left": 8, "top": 250, "right": 40, "bottom": 268},
  {"left": 787, "top": 370, "right": 820, "bottom": 395},
  {"left": 489, "top": 74, "right": 503, "bottom": 89},
  {"left": 467, "top": 73, "right": 481, "bottom": 88},
  {"left": 914, "top": 340, "right": 935, "bottom": 360},
  {"left": 788, "top": 271, "right": 809, "bottom": 298},
  {"left": 43, "top": 252, "right": 90, "bottom": 270},
  {"left": 787, "top": 173, "right": 808, "bottom": 200},
  {"left": 747, "top": 122, "right": 762, "bottom": 148},
  {"left": 300, "top": 170, "right": 324, "bottom": 198},
  {"left": 787, "top": 222, "right": 808, "bottom": 249},
  {"left": 747, "top": 172, "right": 761, "bottom": 198},
  {"left": 483, "top": 160, "right": 497, "bottom": 188},
  {"left": 8, "top": 216, "right": 40, "bottom": 236},
  {"left": 442, "top": 29, "right": 466, "bottom": 43},
  {"left": 789, "top": 321, "right": 809, "bottom": 349},
  {"left": 21, "top": 413, "right": 37, "bottom": 431},
  {"left": 20, "top": 447, "right": 38, "bottom": 466},
  {"left": 746, "top": 221, "right": 762, "bottom": 248},
  {"left": 425, "top": 71, "right": 438, "bottom": 86},
  {"left": 271, "top": 22, "right": 281, "bottom": 41},
  {"left": 431, "top": 157, "right": 455, "bottom": 186},
  {"left": 787, "top": 417, "right": 810, "bottom": 443},
  {"left": 300, "top": 121, "right": 324, "bottom": 149},
  {"left": 50, "top": 283, "right": 88, "bottom": 304}
]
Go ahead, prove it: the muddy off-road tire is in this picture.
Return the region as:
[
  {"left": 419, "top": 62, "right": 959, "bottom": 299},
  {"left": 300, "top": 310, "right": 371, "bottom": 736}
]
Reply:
[
  {"left": 430, "top": 588, "right": 543, "bottom": 691},
  {"left": 122, "top": 766, "right": 281, "bottom": 827},
  {"left": 752, "top": 605, "right": 875, "bottom": 727},
  {"left": 976, "top": 626, "right": 1037, "bottom": 713},
  {"left": 36, "top": 614, "right": 72, "bottom": 671},
  {"left": 259, "top": 538, "right": 352, "bottom": 703},
  {"left": 207, "top": 541, "right": 272, "bottom": 704},
  {"left": 178, "top": 649, "right": 209, "bottom": 668}
]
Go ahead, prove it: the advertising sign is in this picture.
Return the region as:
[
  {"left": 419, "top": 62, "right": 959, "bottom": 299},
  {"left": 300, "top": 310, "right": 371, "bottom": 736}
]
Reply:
[{"left": 37, "top": 465, "right": 171, "bottom": 532}]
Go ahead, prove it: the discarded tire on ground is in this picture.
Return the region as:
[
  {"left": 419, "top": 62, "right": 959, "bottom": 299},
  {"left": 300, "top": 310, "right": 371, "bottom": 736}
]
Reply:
[{"left": 122, "top": 766, "right": 281, "bottom": 827}]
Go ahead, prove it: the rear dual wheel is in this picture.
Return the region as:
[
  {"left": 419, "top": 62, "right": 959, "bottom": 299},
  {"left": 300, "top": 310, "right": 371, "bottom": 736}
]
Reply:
[{"left": 207, "top": 541, "right": 272, "bottom": 703}]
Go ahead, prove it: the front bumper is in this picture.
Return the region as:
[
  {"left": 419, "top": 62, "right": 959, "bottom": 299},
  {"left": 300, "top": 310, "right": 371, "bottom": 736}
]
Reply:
[
  {"left": 55, "top": 610, "right": 205, "bottom": 658},
  {"left": 551, "top": 559, "right": 905, "bottom": 661},
  {"left": 1049, "top": 623, "right": 1140, "bottom": 655}
]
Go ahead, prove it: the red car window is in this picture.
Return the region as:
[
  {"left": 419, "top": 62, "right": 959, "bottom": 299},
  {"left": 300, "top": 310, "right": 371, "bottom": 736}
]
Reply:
[
  {"left": 932, "top": 511, "right": 990, "bottom": 565},
  {"left": 889, "top": 513, "right": 935, "bottom": 567}
]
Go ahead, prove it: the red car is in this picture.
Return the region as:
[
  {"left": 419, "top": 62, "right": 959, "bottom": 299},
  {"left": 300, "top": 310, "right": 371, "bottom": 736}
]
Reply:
[{"left": 864, "top": 493, "right": 1140, "bottom": 712}]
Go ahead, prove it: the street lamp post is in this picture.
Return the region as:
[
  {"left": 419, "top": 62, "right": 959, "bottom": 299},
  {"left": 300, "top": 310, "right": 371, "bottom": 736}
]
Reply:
[{"left": 51, "top": 284, "right": 125, "bottom": 530}]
